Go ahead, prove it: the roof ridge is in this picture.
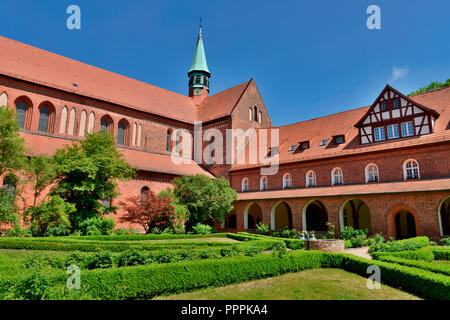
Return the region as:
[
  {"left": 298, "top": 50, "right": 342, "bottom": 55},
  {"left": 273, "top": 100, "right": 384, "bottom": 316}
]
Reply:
[
  {"left": 0, "top": 35, "right": 193, "bottom": 101},
  {"left": 272, "top": 105, "right": 370, "bottom": 129}
]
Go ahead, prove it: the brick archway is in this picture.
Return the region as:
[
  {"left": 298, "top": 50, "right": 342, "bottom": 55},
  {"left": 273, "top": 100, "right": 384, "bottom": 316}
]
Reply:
[{"left": 386, "top": 204, "right": 421, "bottom": 239}]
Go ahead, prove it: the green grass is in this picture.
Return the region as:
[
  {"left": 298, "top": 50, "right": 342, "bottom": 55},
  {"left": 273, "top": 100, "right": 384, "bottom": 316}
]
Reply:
[{"left": 155, "top": 268, "right": 421, "bottom": 300}]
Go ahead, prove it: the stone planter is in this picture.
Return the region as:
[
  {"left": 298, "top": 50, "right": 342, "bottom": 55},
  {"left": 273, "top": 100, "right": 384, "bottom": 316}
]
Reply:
[{"left": 309, "top": 239, "right": 345, "bottom": 253}]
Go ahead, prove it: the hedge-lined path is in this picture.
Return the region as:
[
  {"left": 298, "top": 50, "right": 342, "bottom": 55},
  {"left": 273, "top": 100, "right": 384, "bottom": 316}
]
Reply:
[
  {"left": 345, "top": 246, "right": 372, "bottom": 260},
  {"left": 155, "top": 268, "right": 419, "bottom": 300}
]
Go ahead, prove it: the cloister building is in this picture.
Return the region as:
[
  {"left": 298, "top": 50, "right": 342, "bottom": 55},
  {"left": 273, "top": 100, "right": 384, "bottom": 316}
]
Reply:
[{"left": 0, "top": 28, "right": 449, "bottom": 240}]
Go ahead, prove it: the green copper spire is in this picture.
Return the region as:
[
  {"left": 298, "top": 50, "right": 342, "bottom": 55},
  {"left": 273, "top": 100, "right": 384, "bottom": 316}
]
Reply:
[
  {"left": 188, "top": 24, "right": 210, "bottom": 76},
  {"left": 188, "top": 22, "right": 211, "bottom": 96}
]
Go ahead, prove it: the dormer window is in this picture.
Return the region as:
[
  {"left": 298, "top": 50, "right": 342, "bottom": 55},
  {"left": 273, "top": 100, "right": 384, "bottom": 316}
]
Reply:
[
  {"left": 319, "top": 139, "right": 328, "bottom": 147},
  {"left": 401, "top": 121, "right": 414, "bottom": 137},
  {"left": 334, "top": 135, "right": 345, "bottom": 144},
  {"left": 288, "top": 145, "right": 297, "bottom": 152},
  {"left": 374, "top": 127, "right": 386, "bottom": 142},
  {"left": 300, "top": 141, "right": 310, "bottom": 150},
  {"left": 269, "top": 147, "right": 279, "bottom": 157}
]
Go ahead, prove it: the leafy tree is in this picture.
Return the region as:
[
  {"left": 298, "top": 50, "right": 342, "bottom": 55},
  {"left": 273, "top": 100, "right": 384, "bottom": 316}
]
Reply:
[
  {"left": 159, "top": 188, "right": 189, "bottom": 234},
  {"left": 52, "top": 132, "right": 136, "bottom": 230},
  {"left": 0, "top": 106, "right": 27, "bottom": 229},
  {"left": 172, "top": 174, "right": 237, "bottom": 230},
  {"left": 119, "top": 189, "right": 174, "bottom": 234},
  {"left": 408, "top": 78, "right": 450, "bottom": 96},
  {"left": 0, "top": 106, "right": 27, "bottom": 177},
  {"left": 26, "top": 195, "right": 75, "bottom": 237},
  {"left": 26, "top": 155, "right": 57, "bottom": 207}
]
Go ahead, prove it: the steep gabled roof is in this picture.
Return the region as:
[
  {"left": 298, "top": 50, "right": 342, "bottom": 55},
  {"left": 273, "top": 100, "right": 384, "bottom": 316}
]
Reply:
[
  {"left": 231, "top": 86, "right": 450, "bottom": 172},
  {"left": 197, "top": 80, "right": 251, "bottom": 122},
  {"left": 355, "top": 85, "right": 440, "bottom": 128}
]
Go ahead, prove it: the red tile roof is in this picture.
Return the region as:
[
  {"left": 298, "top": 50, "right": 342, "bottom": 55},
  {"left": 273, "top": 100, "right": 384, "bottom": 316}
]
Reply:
[
  {"left": 231, "top": 86, "right": 450, "bottom": 171},
  {"left": 21, "top": 132, "right": 213, "bottom": 177},
  {"left": 197, "top": 81, "right": 251, "bottom": 122},
  {"left": 0, "top": 36, "right": 246, "bottom": 125},
  {"left": 238, "top": 177, "right": 450, "bottom": 200}
]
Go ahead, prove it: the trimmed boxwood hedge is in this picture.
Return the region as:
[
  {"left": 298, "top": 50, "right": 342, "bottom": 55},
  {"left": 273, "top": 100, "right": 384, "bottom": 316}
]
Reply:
[
  {"left": 11, "top": 251, "right": 446, "bottom": 300},
  {"left": 376, "top": 256, "right": 450, "bottom": 277},
  {"left": 432, "top": 248, "right": 450, "bottom": 260},
  {"left": 64, "top": 233, "right": 229, "bottom": 241},
  {"left": 369, "top": 236, "right": 430, "bottom": 253},
  {"left": 237, "top": 232, "right": 305, "bottom": 249},
  {"left": 371, "top": 248, "right": 435, "bottom": 262}
]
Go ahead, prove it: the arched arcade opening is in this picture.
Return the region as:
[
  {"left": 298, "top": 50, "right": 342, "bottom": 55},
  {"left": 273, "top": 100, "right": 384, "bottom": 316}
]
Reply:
[
  {"left": 340, "top": 199, "right": 371, "bottom": 232},
  {"left": 244, "top": 203, "right": 262, "bottom": 230},
  {"left": 270, "top": 201, "right": 293, "bottom": 231},
  {"left": 303, "top": 200, "right": 328, "bottom": 232},
  {"left": 395, "top": 211, "right": 417, "bottom": 240},
  {"left": 439, "top": 196, "right": 450, "bottom": 236}
]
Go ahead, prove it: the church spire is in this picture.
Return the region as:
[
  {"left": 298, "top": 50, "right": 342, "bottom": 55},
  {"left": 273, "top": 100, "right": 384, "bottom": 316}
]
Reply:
[{"left": 188, "top": 21, "right": 210, "bottom": 100}]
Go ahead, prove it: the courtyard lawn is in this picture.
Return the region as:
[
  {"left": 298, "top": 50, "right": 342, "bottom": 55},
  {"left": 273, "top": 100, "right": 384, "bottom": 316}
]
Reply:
[{"left": 155, "top": 268, "right": 421, "bottom": 300}]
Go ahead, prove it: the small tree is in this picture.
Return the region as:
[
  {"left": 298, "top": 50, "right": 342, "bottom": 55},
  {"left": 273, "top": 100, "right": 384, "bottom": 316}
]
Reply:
[
  {"left": 172, "top": 174, "right": 238, "bottom": 230},
  {"left": 119, "top": 189, "right": 174, "bottom": 234},
  {"left": 0, "top": 106, "right": 27, "bottom": 230},
  {"left": 52, "top": 132, "right": 136, "bottom": 230},
  {"left": 159, "top": 188, "right": 189, "bottom": 234},
  {"left": 25, "top": 155, "right": 57, "bottom": 207}
]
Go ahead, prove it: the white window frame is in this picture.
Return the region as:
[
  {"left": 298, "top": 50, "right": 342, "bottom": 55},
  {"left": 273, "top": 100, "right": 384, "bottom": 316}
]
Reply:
[
  {"left": 401, "top": 121, "right": 414, "bottom": 137},
  {"left": 282, "top": 173, "right": 292, "bottom": 189},
  {"left": 241, "top": 177, "right": 249, "bottom": 192},
  {"left": 374, "top": 126, "right": 386, "bottom": 142},
  {"left": 331, "top": 167, "right": 344, "bottom": 185},
  {"left": 387, "top": 124, "right": 400, "bottom": 140},
  {"left": 365, "top": 163, "right": 379, "bottom": 183},
  {"left": 260, "top": 176, "right": 268, "bottom": 191},
  {"left": 306, "top": 170, "right": 316, "bottom": 187},
  {"left": 403, "top": 159, "right": 420, "bottom": 180}
]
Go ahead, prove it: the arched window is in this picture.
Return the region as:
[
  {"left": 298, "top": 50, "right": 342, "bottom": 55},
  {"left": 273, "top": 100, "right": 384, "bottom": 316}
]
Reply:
[
  {"left": 258, "top": 111, "right": 262, "bottom": 124},
  {"left": 332, "top": 167, "right": 344, "bottom": 185},
  {"left": 132, "top": 123, "right": 137, "bottom": 146},
  {"left": 117, "top": 122, "right": 126, "bottom": 145},
  {"left": 68, "top": 108, "right": 76, "bottom": 135},
  {"left": 38, "top": 106, "right": 50, "bottom": 133},
  {"left": 175, "top": 130, "right": 182, "bottom": 155},
  {"left": 117, "top": 119, "right": 130, "bottom": 146},
  {"left": 79, "top": 110, "right": 87, "bottom": 137},
  {"left": 260, "top": 176, "right": 268, "bottom": 191},
  {"left": 59, "top": 106, "right": 68, "bottom": 134},
  {"left": 249, "top": 108, "right": 253, "bottom": 121},
  {"left": 100, "top": 115, "right": 113, "bottom": 134},
  {"left": 365, "top": 164, "right": 379, "bottom": 183},
  {"left": 282, "top": 173, "right": 292, "bottom": 189},
  {"left": 242, "top": 178, "right": 249, "bottom": 192},
  {"left": 0, "top": 92, "right": 7, "bottom": 107},
  {"left": 88, "top": 112, "right": 95, "bottom": 134},
  {"left": 403, "top": 159, "right": 420, "bottom": 180},
  {"left": 16, "top": 101, "right": 27, "bottom": 129},
  {"left": 166, "top": 129, "right": 172, "bottom": 152},
  {"left": 254, "top": 106, "right": 258, "bottom": 122},
  {"left": 140, "top": 186, "right": 150, "bottom": 205},
  {"left": 2, "top": 174, "right": 17, "bottom": 198},
  {"left": 306, "top": 170, "right": 316, "bottom": 187}
]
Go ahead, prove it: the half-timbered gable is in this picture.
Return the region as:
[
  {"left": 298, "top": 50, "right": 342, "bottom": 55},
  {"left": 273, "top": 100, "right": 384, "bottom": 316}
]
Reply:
[{"left": 355, "top": 85, "right": 440, "bottom": 144}]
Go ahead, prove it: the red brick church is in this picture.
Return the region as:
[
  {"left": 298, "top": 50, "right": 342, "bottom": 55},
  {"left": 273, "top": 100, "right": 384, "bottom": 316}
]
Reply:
[{"left": 0, "top": 28, "right": 448, "bottom": 240}]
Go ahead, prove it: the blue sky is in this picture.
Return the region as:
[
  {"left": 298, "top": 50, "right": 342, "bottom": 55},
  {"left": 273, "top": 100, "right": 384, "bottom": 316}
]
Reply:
[{"left": 1, "top": 0, "right": 449, "bottom": 127}]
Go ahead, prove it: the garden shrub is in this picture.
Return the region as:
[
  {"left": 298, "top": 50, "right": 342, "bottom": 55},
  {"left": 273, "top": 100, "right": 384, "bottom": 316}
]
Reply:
[
  {"left": 12, "top": 272, "right": 52, "bottom": 300},
  {"left": 376, "top": 256, "right": 450, "bottom": 276},
  {"left": 85, "top": 252, "right": 114, "bottom": 269},
  {"left": 371, "top": 248, "right": 435, "bottom": 262},
  {"left": 341, "top": 226, "right": 368, "bottom": 240},
  {"left": 255, "top": 222, "right": 270, "bottom": 235},
  {"left": 440, "top": 238, "right": 450, "bottom": 246},
  {"left": 116, "top": 249, "right": 150, "bottom": 267},
  {"left": 113, "top": 228, "right": 141, "bottom": 236},
  {"left": 77, "top": 217, "right": 116, "bottom": 236},
  {"left": 432, "top": 248, "right": 450, "bottom": 260},
  {"left": 192, "top": 223, "right": 213, "bottom": 235},
  {"left": 369, "top": 236, "right": 429, "bottom": 253}
]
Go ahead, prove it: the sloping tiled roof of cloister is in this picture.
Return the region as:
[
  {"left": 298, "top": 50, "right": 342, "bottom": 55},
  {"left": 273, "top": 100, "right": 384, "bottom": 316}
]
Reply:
[
  {"left": 237, "top": 177, "right": 450, "bottom": 200},
  {"left": 231, "top": 86, "right": 450, "bottom": 172},
  {"left": 0, "top": 35, "right": 249, "bottom": 125},
  {"left": 21, "top": 132, "right": 213, "bottom": 177}
]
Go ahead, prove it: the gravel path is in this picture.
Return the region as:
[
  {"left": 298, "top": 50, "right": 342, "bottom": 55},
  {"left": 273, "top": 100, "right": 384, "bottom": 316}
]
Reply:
[{"left": 344, "top": 246, "right": 372, "bottom": 260}]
